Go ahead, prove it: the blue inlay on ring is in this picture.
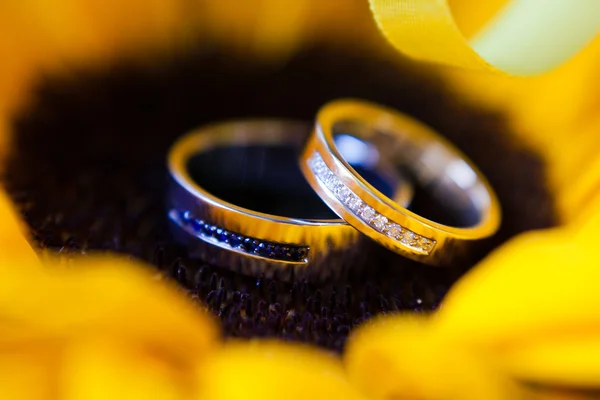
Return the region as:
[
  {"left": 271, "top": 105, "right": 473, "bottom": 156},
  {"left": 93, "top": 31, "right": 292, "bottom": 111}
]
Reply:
[{"left": 174, "top": 210, "right": 310, "bottom": 262}]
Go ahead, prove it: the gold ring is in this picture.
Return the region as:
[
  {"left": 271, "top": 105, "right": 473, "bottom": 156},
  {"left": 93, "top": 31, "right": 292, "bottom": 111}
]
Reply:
[{"left": 300, "top": 99, "right": 501, "bottom": 266}]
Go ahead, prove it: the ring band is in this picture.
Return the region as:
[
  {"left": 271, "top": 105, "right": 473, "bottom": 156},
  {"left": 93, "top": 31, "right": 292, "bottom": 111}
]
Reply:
[
  {"left": 167, "top": 120, "right": 412, "bottom": 281},
  {"left": 300, "top": 99, "right": 501, "bottom": 266}
]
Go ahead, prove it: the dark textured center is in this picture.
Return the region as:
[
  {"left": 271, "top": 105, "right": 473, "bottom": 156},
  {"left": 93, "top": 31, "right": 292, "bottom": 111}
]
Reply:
[{"left": 2, "top": 45, "right": 556, "bottom": 352}]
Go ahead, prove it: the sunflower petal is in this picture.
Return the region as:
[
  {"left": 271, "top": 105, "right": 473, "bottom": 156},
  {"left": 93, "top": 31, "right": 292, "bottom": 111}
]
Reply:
[
  {"left": 0, "top": 190, "right": 39, "bottom": 268},
  {"left": 344, "top": 315, "right": 518, "bottom": 400},
  {"left": 0, "top": 255, "right": 220, "bottom": 361},
  {"left": 200, "top": 340, "right": 364, "bottom": 400},
  {"left": 436, "top": 229, "right": 600, "bottom": 345}
]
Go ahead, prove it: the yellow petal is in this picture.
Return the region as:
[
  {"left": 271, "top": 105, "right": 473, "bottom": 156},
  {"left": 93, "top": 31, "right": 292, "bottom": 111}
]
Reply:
[
  {"left": 344, "top": 315, "right": 518, "bottom": 400},
  {"left": 0, "top": 341, "right": 59, "bottom": 400},
  {"left": 435, "top": 228, "right": 600, "bottom": 346},
  {"left": 200, "top": 340, "right": 364, "bottom": 400},
  {"left": 420, "top": 227, "right": 600, "bottom": 387},
  {"left": 1, "top": 0, "right": 189, "bottom": 63},
  {"left": 0, "top": 255, "right": 220, "bottom": 361},
  {"left": 501, "top": 337, "right": 600, "bottom": 388},
  {"left": 201, "top": 0, "right": 376, "bottom": 60},
  {"left": 0, "top": 189, "right": 39, "bottom": 268},
  {"left": 61, "top": 338, "right": 198, "bottom": 400}
]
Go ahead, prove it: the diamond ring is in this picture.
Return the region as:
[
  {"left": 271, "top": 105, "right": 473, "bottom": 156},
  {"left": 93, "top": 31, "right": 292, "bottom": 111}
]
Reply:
[{"left": 300, "top": 99, "right": 501, "bottom": 266}]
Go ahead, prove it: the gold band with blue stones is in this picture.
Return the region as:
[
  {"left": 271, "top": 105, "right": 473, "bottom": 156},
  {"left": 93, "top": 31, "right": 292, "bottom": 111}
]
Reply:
[{"left": 167, "top": 120, "right": 413, "bottom": 281}]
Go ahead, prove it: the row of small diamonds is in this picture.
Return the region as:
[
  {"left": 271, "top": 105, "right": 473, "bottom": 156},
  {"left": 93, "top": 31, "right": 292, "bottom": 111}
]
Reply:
[
  {"left": 308, "top": 153, "right": 435, "bottom": 254},
  {"left": 175, "top": 210, "right": 309, "bottom": 262}
]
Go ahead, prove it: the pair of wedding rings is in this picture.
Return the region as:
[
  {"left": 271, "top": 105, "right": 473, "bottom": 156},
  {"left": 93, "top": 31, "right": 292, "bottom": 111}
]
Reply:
[{"left": 168, "top": 99, "right": 500, "bottom": 281}]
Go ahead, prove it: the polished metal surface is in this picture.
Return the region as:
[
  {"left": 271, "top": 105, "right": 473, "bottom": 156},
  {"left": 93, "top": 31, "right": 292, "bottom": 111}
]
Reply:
[
  {"left": 300, "top": 99, "right": 501, "bottom": 266},
  {"left": 167, "top": 120, "right": 413, "bottom": 281}
]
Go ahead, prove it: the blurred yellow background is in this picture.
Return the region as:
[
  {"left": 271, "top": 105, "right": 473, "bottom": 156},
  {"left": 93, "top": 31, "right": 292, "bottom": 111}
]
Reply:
[{"left": 1, "top": 1, "right": 600, "bottom": 399}]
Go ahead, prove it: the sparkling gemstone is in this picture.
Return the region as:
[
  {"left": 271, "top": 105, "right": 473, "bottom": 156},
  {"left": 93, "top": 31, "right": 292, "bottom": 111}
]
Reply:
[
  {"left": 419, "top": 237, "right": 434, "bottom": 252},
  {"left": 181, "top": 210, "right": 193, "bottom": 223},
  {"left": 287, "top": 247, "right": 298, "bottom": 261},
  {"left": 336, "top": 184, "right": 348, "bottom": 198},
  {"left": 342, "top": 193, "right": 353, "bottom": 205},
  {"left": 386, "top": 223, "right": 402, "bottom": 239},
  {"left": 360, "top": 206, "right": 376, "bottom": 222},
  {"left": 312, "top": 160, "right": 325, "bottom": 174},
  {"left": 198, "top": 223, "right": 210, "bottom": 236},
  {"left": 331, "top": 181, "right": 341, "bottom": 193},
  {"left": 339, "top": 188, "right": 352, "bottom": 202},
  {"left": 272, "top": 245, "right": 284, "bottom": 259},
  {"left": 257, "top": 242, "right": 271, "bottom": 257},
  {"left": 294, "top": 247, "right": 308, "bottom": 261},
  {"left": 215, "top": 228, "right": 229, "bottom": 242},
  {"left": 325, "top": 175, "right": 337, "bottom": 189},
  {"left": 373, "top": 215, "right": 388, "bottom": 231},
  {"left": 402, "top": 231, "right": 418, "bottom": 246},
  {"left": 191, "top": 219, "right": 203, "bottom": 231},
  {"left": 337, "top": 186, "right": 351, "bottom": 200},
  {"left": 207, "top": 224, "right": 218, "bottom": 237},
  {"left": 347, "top": 196, "right": 363, "bottom": 212},
  {"left": 282, "top": 247, "right": 294, "bottom": 260},
  {"left": 243, "top": 238, "right": 259, "bottom": 253},
  {"left": 229, "top": 233, "right": 243, "bottom": 248}
]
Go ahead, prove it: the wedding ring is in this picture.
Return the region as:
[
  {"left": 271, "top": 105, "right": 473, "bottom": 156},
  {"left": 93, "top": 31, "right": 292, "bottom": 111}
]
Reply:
[
  {"left": 300, "top": 99, "right": 501, "bottom": 266},
  {"left": 167, "top": 120, "right": 413, "bottom": 281}
]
